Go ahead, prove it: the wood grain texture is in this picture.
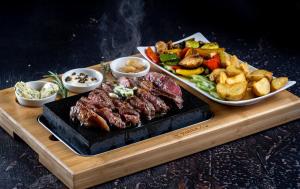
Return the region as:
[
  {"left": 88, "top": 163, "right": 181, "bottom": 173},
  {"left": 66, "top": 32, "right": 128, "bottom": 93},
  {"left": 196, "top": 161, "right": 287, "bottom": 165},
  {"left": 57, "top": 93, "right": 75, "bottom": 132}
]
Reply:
[{"left": 0, "top": 61, "right": 300, "bottom": 189}]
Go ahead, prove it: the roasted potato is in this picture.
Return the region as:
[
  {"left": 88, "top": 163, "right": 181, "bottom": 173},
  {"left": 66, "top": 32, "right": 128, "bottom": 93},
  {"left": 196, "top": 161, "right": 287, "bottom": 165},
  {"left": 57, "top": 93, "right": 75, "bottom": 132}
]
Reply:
[
  {"left": 226, "top": 73, "right": 246, "bottom": 85},
  {"left": 252, "top": 78, "right": 270, "bottom": 96},
  {"left": 216, "top": 72, "right": 227, "bottom": 84},
  {"left": 209, "top": 68, "right": 226, "bottom": 81},
  {"left": 242, "top": 88, "right": 255, "bottom": 100},
  {"left": 248, "top": 69, "right": 273, "bottom": 81},
  {"left": 226, "top": 65, "right": 243, "bottom": 77},
  {"left": 271, "top": 77, "right": 288, "bottom": 91},
  {"left": 230, "top": 55, "right": 240, "bottom": 67},
  {"left": 216, "top": 81, "right": 247, "bottom": 101},
  {"left": 179, "top": 55, "right": 203, "bottom": 69},
  {"left": 239, "top": 63, "right": 250, "bottom": 76}
]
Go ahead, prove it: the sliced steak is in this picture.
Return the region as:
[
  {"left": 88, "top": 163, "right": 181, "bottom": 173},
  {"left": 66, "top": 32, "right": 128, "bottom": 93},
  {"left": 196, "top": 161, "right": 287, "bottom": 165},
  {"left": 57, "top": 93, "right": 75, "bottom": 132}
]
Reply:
[
  {"left": 70, "top": 101, "right": 110, "bottom": 131},
  {"left": 136, "top": 88, "right": 169, "bottom": 113},
  {"left": 127, "top": 96, "right": 155, "bottom": 120},
  {"left": 145, "top": 72, "right": 183, "bottom": 108}
]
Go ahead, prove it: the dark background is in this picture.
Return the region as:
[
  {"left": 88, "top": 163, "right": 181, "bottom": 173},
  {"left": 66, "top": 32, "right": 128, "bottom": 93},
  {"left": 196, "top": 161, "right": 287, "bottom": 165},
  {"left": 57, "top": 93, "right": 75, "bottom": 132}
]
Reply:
[{"left": 0, "top": 0, "right": 300, "bottom": 188}]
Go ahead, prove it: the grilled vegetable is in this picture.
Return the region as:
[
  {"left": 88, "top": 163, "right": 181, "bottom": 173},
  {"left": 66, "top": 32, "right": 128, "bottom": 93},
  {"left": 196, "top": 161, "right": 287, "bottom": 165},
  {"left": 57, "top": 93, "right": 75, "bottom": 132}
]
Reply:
[
  {"left": 190, "top": 75, "right": 220, "bottom": 99},
  {"left": 271, "top": 77, "right": 288, "bottom": 91},
  {"left": 185, "top": 40, "right": 200, "bottom": 48},
  {"left": 248, "top": 69, "right": 273, "bottom": 81},
  {"left": 159, "top": 53, "right": 179, "bottom": 62},
  {"left": 155, "top": 41, "right": 168, "bottom": 54},
  {"left": 201, "top": 42, "right": 219, "bottom": 49},
  {"left": 145, "top": 47, "right": 160, "bottom": 64},
  {"left": 203, "top": 54, "right": 221, "bottom": 71},
  {"left": 180, "top": 47, "right": 190, "bottom": 58},
  {"left": 163, "top": 65, "right": 182, "bottom": 73},
  {"left": 179, "top": 55, "right": 203, "bottom": 68},
  {"left": 252, "top": 78, "right": 270, "bottom": 96},
  {"left": 176, "top": 67, "right": 204, "bottom": 77},
  {"left": 195, "top": 48, "right": 225, "bottom": 58},
  {"left": 165, "top": 49, "right": 182, "bottom": 57},
  {"left": 216, "top": 81, "right": 247, "bottom": 101}
]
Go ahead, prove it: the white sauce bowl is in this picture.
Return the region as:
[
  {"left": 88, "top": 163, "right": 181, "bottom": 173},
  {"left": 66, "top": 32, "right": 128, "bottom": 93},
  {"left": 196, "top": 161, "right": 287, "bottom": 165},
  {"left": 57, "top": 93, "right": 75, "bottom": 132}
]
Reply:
[
  {"left": 62, "top": 68, "right": 103, "bottom": 93},
  {"left": 15, "top": 81, "right": 57, "bottom": 107},
  {"left": 110, "top": 57, "right": 150, "bottom": 78}
]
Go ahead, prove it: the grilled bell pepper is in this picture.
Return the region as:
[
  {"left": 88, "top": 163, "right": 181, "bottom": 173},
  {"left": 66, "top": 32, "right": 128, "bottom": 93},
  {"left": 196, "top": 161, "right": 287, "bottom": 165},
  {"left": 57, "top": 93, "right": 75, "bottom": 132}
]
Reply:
[
  {"left": 145, "top": 47, "right": 160, "bottom": 64},
  {"left": 163, "top": 65, "right": 182, "bottom": 73},
  {"left": 180, "top": 47, "right": 190, "bottom": 58},
  {"left": 175, "top": 67, "right": 204, "bottom": 77},
  {"left": 159, "top": 53, "right": 179, "bottom": 62},
  {"left": 165, "top": 49, "right": 182, "bottom": 57},
  {"left": 203, "top": 54, "right": 221, "bottom": 71}
]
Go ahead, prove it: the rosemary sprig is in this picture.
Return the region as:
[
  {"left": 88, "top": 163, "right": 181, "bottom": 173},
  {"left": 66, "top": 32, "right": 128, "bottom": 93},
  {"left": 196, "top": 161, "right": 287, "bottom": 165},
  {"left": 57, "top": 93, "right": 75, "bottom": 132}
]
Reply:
[{"left": 43, "top": 71, "right": 68, "bottom": 98}]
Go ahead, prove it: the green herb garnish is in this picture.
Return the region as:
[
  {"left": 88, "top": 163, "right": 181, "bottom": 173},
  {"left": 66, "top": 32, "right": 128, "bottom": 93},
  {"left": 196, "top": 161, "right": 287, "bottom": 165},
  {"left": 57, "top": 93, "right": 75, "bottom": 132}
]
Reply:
[{"left": 43, "top": 71, "right": 68, "bottom": 98}]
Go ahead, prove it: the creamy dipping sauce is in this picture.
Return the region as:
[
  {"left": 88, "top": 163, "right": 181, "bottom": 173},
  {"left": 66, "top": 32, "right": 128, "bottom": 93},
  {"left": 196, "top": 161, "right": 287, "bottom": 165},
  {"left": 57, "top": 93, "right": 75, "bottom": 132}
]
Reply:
[
  {"left": 119, "top": 59, "right": 146, "bottom": 73},
  {"left": 64, "top": 72, "right": 98, "bottom": 87}
]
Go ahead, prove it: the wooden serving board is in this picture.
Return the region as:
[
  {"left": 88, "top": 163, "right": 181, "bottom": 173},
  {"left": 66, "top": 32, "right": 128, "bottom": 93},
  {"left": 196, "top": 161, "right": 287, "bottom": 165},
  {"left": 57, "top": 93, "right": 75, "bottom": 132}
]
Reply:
[{"left": 1, "top": 58, "right": 300, "bottom": 189}]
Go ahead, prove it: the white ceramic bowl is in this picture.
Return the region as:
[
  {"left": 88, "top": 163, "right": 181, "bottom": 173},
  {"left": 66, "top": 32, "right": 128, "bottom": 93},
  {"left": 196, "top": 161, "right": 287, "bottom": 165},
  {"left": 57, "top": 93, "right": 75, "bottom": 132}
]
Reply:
[
  {"left": 62, "top": 68, "right": 103, "bottom": 93},
  {"left": 110, "top": 56, "right": 150, "bottom": 78},
  {"left": 15, "top": 81, "right": 57, "bottom": 107}
]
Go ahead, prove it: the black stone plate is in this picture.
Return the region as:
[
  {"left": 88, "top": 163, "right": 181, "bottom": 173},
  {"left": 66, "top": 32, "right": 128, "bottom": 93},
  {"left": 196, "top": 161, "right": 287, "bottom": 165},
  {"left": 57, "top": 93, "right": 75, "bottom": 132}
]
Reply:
[{"left": 40, "top": 89, "right": 213, "bottom": 156}]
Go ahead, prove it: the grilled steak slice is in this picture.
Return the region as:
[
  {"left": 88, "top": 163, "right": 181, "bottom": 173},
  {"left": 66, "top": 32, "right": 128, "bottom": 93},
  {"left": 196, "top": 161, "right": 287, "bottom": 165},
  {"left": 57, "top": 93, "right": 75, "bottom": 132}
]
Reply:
[
  {"left": 70, "top": 101, "right": 110, "bottom": 131},
  {"left": 127, "top": 96, "right": 155, "bottom": 120},
  {"left": 79, "top": 97, "right": 126, "bottom": 129},
  {"left": 118, "top": 77, "right": 131, "bottom": 88},
  {"left": 136, "top": 88, "right": 169, "bottom": 113},
  {"left": 145, "top": 72, "right": 183, "bottom": 108},
  {"left": 88, "top": 89, "right": 115, "bottom": 109},
  {"left": 112, "top": 99, "right": 140, "bottom": 125},
  {"left": 101, "top": 82, "right": 114, "bottom": 93},
  {"left": 97, "top": 108, "right": 126, "bottom": 129}
]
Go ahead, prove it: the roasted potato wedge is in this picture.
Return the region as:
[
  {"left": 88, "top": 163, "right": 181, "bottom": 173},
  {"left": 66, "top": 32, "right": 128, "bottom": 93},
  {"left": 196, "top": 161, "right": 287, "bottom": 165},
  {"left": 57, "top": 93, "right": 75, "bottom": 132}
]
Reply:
[
  {"left": 226, "top": 73, "right": 246, "bottom": 85},
  {"left": 230, "top": 55, "right": 240, "bottom": 67},
  {"left": 226, "top": 65, "right": 243, "bottom": 77},
  {"left": 179, "top": 55, "right": 203, "bottom": 69},
  {"left": 242, "top": 88, "right": 255, "bottom": 100},
  {"left": 239, "top": 63, "right": 250, "bottom": 76},
  {"left": 216, "top": 72, "right": 227, "bottom": 84},
  {"left": 209, "top": 68, "right": 226, "bottom": 81},
  {"left": 248, "top": 69, "right": 273, "bottom": 81},
  {"left": 271, "top": 77, "right": 288, "bottom": 91},
  {"left": 216, "top": 81, "right": 247, "bottom": 101},
  {"left": 252, "top": 78, "right": 270, "bottom": 96}
]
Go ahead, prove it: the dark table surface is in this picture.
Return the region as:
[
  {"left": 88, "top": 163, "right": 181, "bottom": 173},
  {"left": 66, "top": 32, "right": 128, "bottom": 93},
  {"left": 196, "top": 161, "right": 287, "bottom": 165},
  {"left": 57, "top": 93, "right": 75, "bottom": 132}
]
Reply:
[{"left": 1, "top": 1, "right": 300, "bottom": 188}]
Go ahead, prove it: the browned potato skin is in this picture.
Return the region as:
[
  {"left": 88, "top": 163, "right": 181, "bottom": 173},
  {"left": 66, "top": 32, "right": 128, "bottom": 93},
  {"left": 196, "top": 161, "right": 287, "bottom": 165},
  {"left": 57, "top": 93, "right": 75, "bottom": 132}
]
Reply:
[
  {"left": 179, "top": 55, "right": 203, "bottom": 69},
  {"left": 226, "top": 73, "right": 246, "bottom": 85},
  {"left": 248, "top": 69, "right": 273, "bottom": 81},
  {"left": 226, "top": 65, "right": 243, "bottom": 77},
  {"left": 216, "top": 81, "right": 247, "bottom": 101},
  {"left": 209, "top": 68, "right": 226, "bottom": 81},
  {"left": 217, "top": 72, "right": 227, "bottom": 84},
  {"left": 252, "top": 78, "right": 271, "bottom": 96},
  {"left": 271, "top": 77, "right": 288, "bottom": 91},
  {"left": 242, "top": 88, "right": 255, "bottom": 100}
]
